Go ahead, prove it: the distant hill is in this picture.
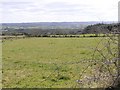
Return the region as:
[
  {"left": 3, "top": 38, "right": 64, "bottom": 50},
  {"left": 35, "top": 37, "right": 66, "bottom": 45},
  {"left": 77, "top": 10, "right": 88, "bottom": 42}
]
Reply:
[
  {"left": 1, "top": 21, "right": 118, "bottom": 36},
  {"left": 2, "top": 21, "right": 116, "bottom": 29}
]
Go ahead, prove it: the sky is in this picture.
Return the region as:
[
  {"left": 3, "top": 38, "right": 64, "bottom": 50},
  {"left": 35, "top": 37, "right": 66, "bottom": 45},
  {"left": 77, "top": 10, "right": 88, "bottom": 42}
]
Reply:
[{"left": 0, "top": 0, "right": 120, "bottom": 23}]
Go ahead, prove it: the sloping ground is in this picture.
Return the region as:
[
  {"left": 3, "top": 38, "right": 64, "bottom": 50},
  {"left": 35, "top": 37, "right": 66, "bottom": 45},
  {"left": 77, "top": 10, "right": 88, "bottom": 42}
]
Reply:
[{"left": 2, "top": 37, "right": 116, "bottom": 88}]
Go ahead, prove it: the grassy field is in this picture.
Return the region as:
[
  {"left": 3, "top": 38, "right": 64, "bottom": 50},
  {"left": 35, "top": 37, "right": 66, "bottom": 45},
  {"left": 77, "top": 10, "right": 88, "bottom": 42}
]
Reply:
[{"left": 2, "top": 37, "right": 113, "bottom": 88}]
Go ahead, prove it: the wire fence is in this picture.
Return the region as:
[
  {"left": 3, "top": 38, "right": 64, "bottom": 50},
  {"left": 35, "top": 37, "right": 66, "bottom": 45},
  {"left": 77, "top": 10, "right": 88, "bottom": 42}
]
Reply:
[
  {"left": 35, "top": 25, "right": 120, "bottom": 88},
  {"left": 2, "top": 24, "right": 120, "bottom": 88}
]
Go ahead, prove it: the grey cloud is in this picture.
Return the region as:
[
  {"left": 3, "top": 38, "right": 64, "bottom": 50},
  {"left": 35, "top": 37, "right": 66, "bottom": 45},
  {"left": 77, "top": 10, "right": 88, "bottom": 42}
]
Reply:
[
  {"left": 1, "top": 1, "right": 94, "bottom": 15},
  {"left": 45, "top": 2, "right": 79, "bottom": 9},
  {"left": 44, "top": 2, "right": 91, "bottom": 10},
  {"left": 12, "top": 2, "right": 77, "bottom": 13},
  {"left": 42, "top": 2, "right": 94, "bottom": 14},
  {"left": 2, "top": 2, "right": 34, "bottom": 10},
  {"left": 2, "top": 2, "right": 31, "bottom": 5},
  {"left": 1, "top": 1, "right": 100, "bottom": 18}
]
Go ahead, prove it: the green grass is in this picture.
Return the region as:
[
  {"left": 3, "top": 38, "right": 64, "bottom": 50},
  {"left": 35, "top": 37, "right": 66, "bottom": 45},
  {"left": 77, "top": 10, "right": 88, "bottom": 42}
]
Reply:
[{"left": 2, "top": 37, "right": 111, "bottom": 88}]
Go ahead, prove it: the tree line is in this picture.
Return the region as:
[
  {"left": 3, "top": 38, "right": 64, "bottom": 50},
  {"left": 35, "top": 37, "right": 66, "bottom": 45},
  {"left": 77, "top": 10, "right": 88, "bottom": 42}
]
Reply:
[{"left": 2, "top": 23, "right": 120, "bottom": 37}]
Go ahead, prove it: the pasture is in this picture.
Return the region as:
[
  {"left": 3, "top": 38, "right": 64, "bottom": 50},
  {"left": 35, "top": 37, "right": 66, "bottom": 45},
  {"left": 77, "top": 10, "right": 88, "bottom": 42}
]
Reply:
[{"left": 2, "top": 37, "right": 114, "bottom": 88}]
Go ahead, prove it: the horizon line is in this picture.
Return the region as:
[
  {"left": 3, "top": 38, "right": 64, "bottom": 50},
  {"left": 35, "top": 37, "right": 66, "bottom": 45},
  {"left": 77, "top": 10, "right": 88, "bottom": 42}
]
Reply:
[{"left": 0, "top": 21, "right": 118, "bottom": 24}]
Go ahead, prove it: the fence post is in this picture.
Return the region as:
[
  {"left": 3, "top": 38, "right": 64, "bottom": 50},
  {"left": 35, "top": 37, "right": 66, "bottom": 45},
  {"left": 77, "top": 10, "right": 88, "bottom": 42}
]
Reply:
[{"left": 117, "top": 1, "right": 120, "bottom": 86}]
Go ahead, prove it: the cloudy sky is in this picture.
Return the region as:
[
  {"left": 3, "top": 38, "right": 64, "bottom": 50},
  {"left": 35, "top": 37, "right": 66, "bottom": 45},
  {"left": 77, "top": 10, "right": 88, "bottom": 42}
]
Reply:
[{"left": 0, "top": 0, "right": 119, "bottom": 23}]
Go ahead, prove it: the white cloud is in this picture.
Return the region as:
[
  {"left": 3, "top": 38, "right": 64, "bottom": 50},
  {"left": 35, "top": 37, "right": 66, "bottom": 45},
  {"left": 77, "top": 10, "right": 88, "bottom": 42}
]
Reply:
[{"left": 0, "top": 0, "right": 119, "bottom": 23}]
